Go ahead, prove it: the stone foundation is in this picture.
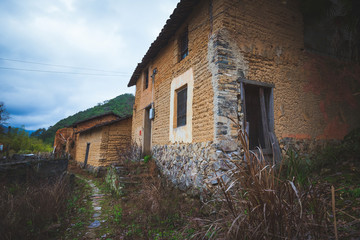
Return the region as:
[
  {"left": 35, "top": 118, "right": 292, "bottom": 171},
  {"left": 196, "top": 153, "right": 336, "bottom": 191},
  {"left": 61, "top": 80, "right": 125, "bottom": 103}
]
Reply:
[
  {"left": 152, "top": 137, "right": 341, "bottom": 195},
  {"left": 153, "top": 142, "right": 214, "bottom": 194},
  {"left": 152, "top": 141, "right": 241, "bottom": 195}
]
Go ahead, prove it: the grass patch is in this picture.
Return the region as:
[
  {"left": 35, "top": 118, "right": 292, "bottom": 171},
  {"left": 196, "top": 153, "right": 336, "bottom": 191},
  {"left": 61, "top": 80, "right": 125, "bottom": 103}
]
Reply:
[{"left": 104, "top": 158, "right": 203, "bottom": 239}]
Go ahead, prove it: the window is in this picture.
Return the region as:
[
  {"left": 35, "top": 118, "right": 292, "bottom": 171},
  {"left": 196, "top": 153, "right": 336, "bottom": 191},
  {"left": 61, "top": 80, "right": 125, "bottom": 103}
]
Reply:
[
  {"left": 144, "top": 69, "right": 149, "bottom": 89},
  {"left": 169, "top": 68, "right": 193, "bottom": 143},
  {"left": 179, "top": 29, "right": 189, "bottom": 61},
  {"left": 176, "top": 86, "right": 187, "bottom": 127},
  {"left": 242, "top": 82, "right": 273, "bottom": 153}
]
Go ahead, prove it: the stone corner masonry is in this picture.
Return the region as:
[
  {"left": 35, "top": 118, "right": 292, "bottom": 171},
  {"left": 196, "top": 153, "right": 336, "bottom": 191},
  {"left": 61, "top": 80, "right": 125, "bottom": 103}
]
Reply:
[{"left": 152, "top": 28, "right": 249, "bottom": 194}]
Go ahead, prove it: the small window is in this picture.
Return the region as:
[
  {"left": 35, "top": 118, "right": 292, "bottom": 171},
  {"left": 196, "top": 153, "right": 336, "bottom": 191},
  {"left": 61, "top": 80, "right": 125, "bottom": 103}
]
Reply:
[
  {"left": 144, "top": 69, "right": 149, "bottom": 90},
  {"left": 179, "top": 29, "right": 189, "bottom": 61},
  {"left": 177, "top": 86, "right": 187, "bottom": 127}
]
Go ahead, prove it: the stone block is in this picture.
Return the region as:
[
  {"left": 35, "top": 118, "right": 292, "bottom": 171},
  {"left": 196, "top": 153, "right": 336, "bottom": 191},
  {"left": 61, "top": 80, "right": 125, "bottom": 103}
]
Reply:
[{"left": 219, "top": 139, "right": 238, "bottom": 152}]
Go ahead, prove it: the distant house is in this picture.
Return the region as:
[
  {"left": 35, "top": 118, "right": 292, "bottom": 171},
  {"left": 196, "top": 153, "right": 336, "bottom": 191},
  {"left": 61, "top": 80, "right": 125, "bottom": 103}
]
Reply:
[
  {"left": 54, "top": 127, "right": 75, "bottom": 158},
  {"left": 72, "top": 112, "right": 121, "bottom": 132},
  {"left": 128, "top": 0, "right": 360, "bottom": 192},
  {"left": 54, "top": 112, "right": 132, "bottom": 169},
  {"left": 74, "top": 116, "right": 132, "bottom": 168}
]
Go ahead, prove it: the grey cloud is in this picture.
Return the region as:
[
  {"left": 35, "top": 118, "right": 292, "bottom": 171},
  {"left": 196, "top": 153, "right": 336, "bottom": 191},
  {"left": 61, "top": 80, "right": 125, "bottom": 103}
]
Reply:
[{"left": 0, "top": 0, "right": 179, "bottom": 130}]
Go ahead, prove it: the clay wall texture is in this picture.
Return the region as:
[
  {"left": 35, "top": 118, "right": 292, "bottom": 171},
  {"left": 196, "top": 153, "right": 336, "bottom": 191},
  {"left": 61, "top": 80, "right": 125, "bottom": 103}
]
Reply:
[
  {"left": 132, "top": 0, "right": 360, "bottom": 147},
  {"left": 132, "top": 82, "right": 146, "bottom": 145},
  {"left": 219, "top": 0, "right": 359, "bottom": 140},
  {"left": 132, "top": 0, "right": 228, "bottom": 146},
  {"left": 76, "top": 128, "right": 103, "bottom": 167},
  {"left": 129, "top": 0, "right": 360, "bottom": 192},
  {"left": 100, "top": 118, "right": 132, "bottom": 165},
  {"left": 75, "top": 117, "right": 132, "bottom": 167},
  {"left": 53, "top": 127, "right": 75, "bottom": 158}
]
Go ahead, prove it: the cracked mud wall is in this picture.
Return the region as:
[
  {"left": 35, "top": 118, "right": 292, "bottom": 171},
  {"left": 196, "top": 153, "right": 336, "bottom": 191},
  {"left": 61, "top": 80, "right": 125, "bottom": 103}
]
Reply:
[{"left": 216, "top": 0, "right": 360, "bottom": 143}]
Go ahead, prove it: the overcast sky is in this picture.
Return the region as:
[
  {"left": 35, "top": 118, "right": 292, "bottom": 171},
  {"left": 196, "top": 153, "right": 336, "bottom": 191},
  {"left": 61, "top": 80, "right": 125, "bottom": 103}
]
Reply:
[{"left": 0, "top": 0, "right": 179, "bottom": 130}]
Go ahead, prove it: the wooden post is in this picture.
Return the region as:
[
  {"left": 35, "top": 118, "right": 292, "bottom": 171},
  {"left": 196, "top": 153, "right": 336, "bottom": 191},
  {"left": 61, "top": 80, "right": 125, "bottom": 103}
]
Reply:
[
  {"left": 259, "top": 88, "right": 270, "bottom": 149},
  {"left": 331, "top": 185, "right": 338, "bottom": 240}
]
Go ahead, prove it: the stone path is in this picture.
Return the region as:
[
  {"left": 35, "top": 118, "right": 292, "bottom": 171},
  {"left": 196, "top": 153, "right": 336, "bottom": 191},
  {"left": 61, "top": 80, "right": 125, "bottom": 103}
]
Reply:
[{"left": 76, "top": 176, "right": 110, "bottom": 239}]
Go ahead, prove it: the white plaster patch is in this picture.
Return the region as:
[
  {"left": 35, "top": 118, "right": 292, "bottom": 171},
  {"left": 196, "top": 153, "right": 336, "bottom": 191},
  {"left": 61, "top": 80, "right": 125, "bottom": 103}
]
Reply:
[{"left": 169, "top": 68, "right": 194, "bottom": 143}]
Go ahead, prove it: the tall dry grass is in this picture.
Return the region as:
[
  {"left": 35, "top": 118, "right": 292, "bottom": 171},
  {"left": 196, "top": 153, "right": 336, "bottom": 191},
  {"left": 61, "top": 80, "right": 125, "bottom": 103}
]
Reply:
[
  {"left": 0, "top": 175, "right": 71, "bottom": 240},
  {"left": 195, "top": 129, "right": 330, "bottom": 239}
]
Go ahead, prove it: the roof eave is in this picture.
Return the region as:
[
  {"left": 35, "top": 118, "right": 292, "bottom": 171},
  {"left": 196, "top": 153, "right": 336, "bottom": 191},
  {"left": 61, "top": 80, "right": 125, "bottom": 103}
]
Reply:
[{"left": 127, "top": 0, "right": 199, "bottom": 87}]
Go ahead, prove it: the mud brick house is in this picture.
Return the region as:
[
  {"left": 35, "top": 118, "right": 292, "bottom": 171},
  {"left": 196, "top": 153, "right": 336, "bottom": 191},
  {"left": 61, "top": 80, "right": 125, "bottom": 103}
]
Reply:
[
  {"left": 54, "top": 112, "right": 132, "bottom": 169},
  {"left": 54, "top": 127, "right": 75, "bottom": 158},
  {"left": 128, "top": 0, "right": 360, "bottom": 192},
  {"left": 74, "top": 116, "right": 132, "bottom": 168}
]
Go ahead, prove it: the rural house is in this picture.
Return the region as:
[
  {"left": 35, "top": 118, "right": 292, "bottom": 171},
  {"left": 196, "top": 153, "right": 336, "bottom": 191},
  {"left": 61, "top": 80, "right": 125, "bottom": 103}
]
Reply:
[
  {"left": 128, "top": 0, "right": 360, "bottom": 192},
  {"left": 54, "top": 127, "right": 75, "bottom": 158},
  {"left": 54, "top": 112, "right": 132, "bottom": 170},
  {"left": 74, "top": 117, "right": 132, "bottom": 169}
]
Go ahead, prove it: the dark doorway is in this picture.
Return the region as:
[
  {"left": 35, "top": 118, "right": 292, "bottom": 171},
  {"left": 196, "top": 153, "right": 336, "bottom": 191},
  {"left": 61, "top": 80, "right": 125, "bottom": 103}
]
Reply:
[
  {"left": 241, "top": 80, "right": 281, "bottom": 161},
  {"left": 143, "top": 107, "right": 152, "bottom": 156},
  {"left": 244, "top": 84, "right": 271, "bottom": 150},
  {"left": 84, "top": 142, "right": 90, "bottom": 168}
]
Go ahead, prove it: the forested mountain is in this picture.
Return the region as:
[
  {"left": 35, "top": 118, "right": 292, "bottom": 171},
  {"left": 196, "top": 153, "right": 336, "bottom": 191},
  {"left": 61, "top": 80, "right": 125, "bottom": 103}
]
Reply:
[{"left": 34, "top": 93, "right": 134, "bottom": 144}]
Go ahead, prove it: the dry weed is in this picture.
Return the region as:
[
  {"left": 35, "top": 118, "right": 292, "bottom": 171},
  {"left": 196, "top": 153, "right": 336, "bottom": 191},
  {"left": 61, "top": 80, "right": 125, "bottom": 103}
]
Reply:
[
  {"left": 196, "top": 129, "right": 330, "bottom": 239},
  {"left": 0, "top": 175, "right": 71, "bottom": 239}
]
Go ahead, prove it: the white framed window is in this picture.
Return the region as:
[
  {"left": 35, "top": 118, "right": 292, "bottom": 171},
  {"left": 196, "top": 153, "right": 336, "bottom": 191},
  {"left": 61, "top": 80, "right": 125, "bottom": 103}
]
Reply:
[{"left": 169, "top": 68, "right": 193, "bottom": 143}]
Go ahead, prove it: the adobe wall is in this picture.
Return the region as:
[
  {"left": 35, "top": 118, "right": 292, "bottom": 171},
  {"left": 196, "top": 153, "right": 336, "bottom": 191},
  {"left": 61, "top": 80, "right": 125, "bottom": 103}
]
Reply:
[
  {"left": 75, "top": 128, "right": 103, "bottom": 167},
  {"left": 54, "top": 127, "right": 75, "bottom": 158},
  {"left": 100, "top": 118, "right": 132, "bottom": 165},
  {"left": 216, "top": 0, "right": 360, "bottom": 144},
  {"left": 132, "top": 0, "right": 226, "bottom": 147},
  {"left": 145, "top": 0, "right": 230, "bottom": 192},
  {"left": 132, "top": 84, "right": 146, "bottom": 146},
  {"left": 75, "top": 118, "right": 132, "bottom": 169},
  {"left": 133, "top": 0, "right": 360, "bottom": 193}
]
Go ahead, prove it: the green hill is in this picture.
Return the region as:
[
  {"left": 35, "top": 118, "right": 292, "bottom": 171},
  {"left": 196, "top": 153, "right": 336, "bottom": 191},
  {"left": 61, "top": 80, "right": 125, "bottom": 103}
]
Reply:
[{"left": 34, "top": 93, "right": 134, "bottom": 144}]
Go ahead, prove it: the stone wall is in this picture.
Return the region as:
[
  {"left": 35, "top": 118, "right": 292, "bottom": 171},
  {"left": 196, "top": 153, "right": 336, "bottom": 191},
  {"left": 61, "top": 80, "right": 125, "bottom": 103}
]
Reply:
[
  {"left": 0, "top": 157, "right": 68, "bottom": 184},
  {"left": 152, "top": 142, "right": 233, "bottom": 195}
]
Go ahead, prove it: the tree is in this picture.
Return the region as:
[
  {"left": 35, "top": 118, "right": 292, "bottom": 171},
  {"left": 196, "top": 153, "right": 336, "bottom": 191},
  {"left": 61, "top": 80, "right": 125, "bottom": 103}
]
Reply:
[
  {"left": 0, "top": 102, "right": 9, "bottom": 135},
  {"left": 0, "top": 102, "right": 9, "bottom": 125},
  {"left": 30, "top": 128, "right": 46, "bottom": 138}
]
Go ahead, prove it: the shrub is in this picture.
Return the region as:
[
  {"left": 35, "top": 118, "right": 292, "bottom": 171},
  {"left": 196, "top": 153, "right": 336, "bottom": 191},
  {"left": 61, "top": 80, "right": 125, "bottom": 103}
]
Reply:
[
  {"left": 144, "top": 155, "right": 152, "bottom": 163},
  {"left": 312, "top": 127, "right": 360, "bottom": 171}
]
